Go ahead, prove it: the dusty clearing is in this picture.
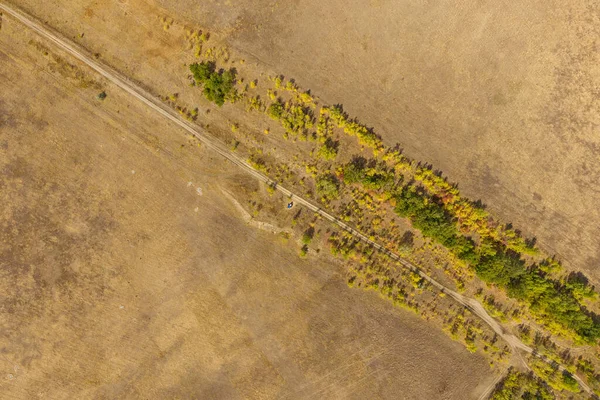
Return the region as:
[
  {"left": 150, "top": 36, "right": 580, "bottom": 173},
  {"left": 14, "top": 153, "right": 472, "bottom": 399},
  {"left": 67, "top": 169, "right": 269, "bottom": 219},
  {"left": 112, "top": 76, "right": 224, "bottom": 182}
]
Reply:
[{"left": 0, "top": 17, "right": 493, "bottom": 399}]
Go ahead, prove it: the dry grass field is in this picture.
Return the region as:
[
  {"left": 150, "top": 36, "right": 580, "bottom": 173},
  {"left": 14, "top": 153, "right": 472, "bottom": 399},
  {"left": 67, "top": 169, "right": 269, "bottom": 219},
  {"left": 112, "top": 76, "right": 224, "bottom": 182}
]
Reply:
[
  {"left": 0, "top": 17, "right": 494, "bottom": 399},
  {"left": 154, "top": 0, "right": 600, "bottom": 281},
  {"left": 9, "top": 0, "right": 599, "bottom": 281}
]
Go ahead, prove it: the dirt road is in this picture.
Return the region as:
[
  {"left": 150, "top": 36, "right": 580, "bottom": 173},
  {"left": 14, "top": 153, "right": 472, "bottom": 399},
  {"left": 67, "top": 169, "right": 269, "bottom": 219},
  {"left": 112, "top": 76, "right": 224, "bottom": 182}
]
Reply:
[{"left": 0, "top": 1, "right": 591, "bottom": 396}]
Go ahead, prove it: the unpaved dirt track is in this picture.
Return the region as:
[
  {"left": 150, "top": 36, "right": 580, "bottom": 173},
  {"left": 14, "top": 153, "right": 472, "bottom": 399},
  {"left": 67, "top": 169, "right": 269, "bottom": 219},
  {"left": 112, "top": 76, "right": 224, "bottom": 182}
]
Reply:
[{"left": 0, "top": 2, "right": 591, "bottom": 396}]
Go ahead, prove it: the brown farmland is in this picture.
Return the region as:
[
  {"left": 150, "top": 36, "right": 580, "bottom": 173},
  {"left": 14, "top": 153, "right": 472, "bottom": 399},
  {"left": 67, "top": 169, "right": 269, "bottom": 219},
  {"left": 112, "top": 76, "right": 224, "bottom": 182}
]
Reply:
[
  {"left": 157, "top": 0, "right": 600, "bottom": 281},
  {"left": 0, "top": 17, "right": 494, "bottom": 399}
]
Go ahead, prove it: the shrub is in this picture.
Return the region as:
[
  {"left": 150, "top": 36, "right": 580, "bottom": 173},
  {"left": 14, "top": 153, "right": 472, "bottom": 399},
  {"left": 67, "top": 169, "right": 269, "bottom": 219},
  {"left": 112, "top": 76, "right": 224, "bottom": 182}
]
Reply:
[
  {"left": 530, "top": 358, "right": 581, "bottom": 393},
  {"left": 267, "top": 101, "right": 284, "bottom": 119},
  {"left": 302, "top": 227, "right": 315, "bottom": 245},
  {"left": 247, "top": 154, "right": 268, "bottom": 173},
  {"left": 317, "top": 138, "right": 338, "bottom": 160},
  {"left": 316, "top": 174, "right": 340, "bottom": 200},
  {"left": 267, "top": 100, "right": 314, "bottom": 135},
  {"left": 326, "top": 105, "right": 382, "bottom": 149},
  {"left": 342, "top": 158, "right": 394, "bottom": 191},
  {"left": 490, "top": 368, "right": 553, "bottom": 400},
  {"left": 299, "top": 244, "right": 308, "bottom": 257},
  {"left": 394, "top": 186, "right": 463, "bottom": 250}
]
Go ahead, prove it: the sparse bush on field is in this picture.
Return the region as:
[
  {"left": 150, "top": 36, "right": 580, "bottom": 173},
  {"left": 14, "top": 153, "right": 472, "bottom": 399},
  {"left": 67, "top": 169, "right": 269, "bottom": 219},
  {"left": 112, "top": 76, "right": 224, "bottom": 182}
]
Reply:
[
  {"left": 273, "top": 75, "right": 283, "bottom": 89},
  {"left": 305, "top": 163, "right": 318, "bottom": 178},
  {"left": 299, "top": 244, "right": 308, "bottom": 257},
  {"left": 160, "top": 16, "right": 173, "bottom": 31},
  {"left": 297, "top": 91, "right": 315, "bottom": 107},
  {"left": 267, "top": 101, "right": 284, "bottom": 119},
  {"left": 576, "top": 357, "right": 600, "bottom": 395},
  {"left": 397, "top": 231, "right": 414, "bottom": 254},
  {"left": 480, "top": 295, "right": 507, "bottom": 321},
  {"left": 189, "top": 61, "right": 237, "bottom": 106},
  {"left": 302, "top": 227, "right": 315, "bottom": 245},
  {"left": 248, "top": 154, "right": 268, "bottom": 173}
]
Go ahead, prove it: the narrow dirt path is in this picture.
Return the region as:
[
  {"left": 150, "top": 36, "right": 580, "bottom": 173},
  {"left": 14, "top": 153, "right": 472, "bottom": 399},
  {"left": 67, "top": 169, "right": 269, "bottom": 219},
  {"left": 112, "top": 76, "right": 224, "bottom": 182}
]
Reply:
[{"left": 0, "top": 2, "right": 592, "bottom": 396}]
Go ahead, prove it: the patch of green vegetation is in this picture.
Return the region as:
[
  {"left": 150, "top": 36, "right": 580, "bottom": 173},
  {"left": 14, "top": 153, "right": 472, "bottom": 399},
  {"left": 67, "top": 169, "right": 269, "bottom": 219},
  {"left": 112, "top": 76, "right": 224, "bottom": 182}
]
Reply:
[
  {"left": 565, "top": 272, "right": 598, "bottom": 302},
  {"left": 394, "top": 186, "right": 477, "bottom": 263},
  {"left": 491, "top": 368, "right": 553, "bottom": 400},
  {"left": 247, "top": 153, "right": 268, "bottom": 173},
  {"left": 316, "top": 174, "right": 340, "bottom": 201},
  {"left": 342, "top": 157, "right": 395, "bottom": 191},
  {"left": 576, "top": 357, "right": 600, "bottom": 395},
  {"left": 317, "top": 138, "right": 338, "bottom": 160},
  {"left": 299, "top": 244, "right": 308, "bottom": 257},
  {"left": 267, "top": 99, "right": 314, "bottom": 135},
  {"left": 529, "top": 358, "right": 580, "bottom": 394},
  {"left": 506, "top": 267, "right": 600, "bottom": 343},
  {"left": 189, "top": 61, "right": 236, "bottom": 106},
  {"left": 182, "top": 42, "right": 600, "bottom": 365},
  {"left": 392, "top": 185, "right": 600, "bottom": 343},
  {"left": 326, "top": 105, "right": 382, "bottom": 149},
  {"left": 301, "top": 226, "right": 314, "bottom": 245}
]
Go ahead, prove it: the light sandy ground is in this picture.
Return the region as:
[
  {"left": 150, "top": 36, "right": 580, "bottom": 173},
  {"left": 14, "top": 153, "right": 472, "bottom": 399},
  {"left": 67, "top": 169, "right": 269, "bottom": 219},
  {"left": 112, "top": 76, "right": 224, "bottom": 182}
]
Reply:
[{"left": 0, "top": 17, "right": 494, "bottom": 399}]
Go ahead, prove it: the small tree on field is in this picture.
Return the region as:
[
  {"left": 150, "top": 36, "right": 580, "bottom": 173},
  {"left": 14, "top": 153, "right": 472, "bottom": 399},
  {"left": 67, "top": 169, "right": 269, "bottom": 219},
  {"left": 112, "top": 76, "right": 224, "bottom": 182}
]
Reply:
[{"left": 189, "top": 61, "right": 237, "bottom": 106}]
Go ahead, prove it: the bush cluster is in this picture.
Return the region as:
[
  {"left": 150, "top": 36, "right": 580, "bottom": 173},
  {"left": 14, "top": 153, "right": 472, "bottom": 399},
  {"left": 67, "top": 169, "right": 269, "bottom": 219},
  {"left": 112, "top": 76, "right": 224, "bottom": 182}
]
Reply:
[
  {"left": 325, "top": 105, "right": 382, "bottom": 149},
  {"left": 529, "top": 358, "right": 580, "bottom": 393},
  {"left": 491, "top": 368, "right": 553, "bottom": 399},
  {"left": 267, "top": 100, "right": 314, "bottom": 135},
  {"left": 316, "top": 174, "right": 340, "bottom": 201},
  {"left": 317, "top": 138, "right": 338, "bottom": 160},
  {"left": 392, "top": 185, "right": 600, "bottom": 343},
  {"left": 394, "top": 186, "right": 477, "bottom": 263},
  {"left": 342, "top": 158, "right": 395, "bottom": 191},
  {"left": 189, "top": 61, "right": 236, "bottom": 106}
]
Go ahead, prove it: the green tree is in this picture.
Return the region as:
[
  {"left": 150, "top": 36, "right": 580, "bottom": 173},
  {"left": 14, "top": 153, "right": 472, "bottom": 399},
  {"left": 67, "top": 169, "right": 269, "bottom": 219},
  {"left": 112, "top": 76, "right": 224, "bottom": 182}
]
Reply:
[
  {"left": 316, "top": 174, "right": 340, "bottom": 200},
  {"left": 302, "top": 227, "right": 315, "bottom": 245},
  {"left": 317, "top": 138, "right": 338, "bottom": 160},
  {"left": 189, "top": 61, "right": 236, "bottom": 106}
]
